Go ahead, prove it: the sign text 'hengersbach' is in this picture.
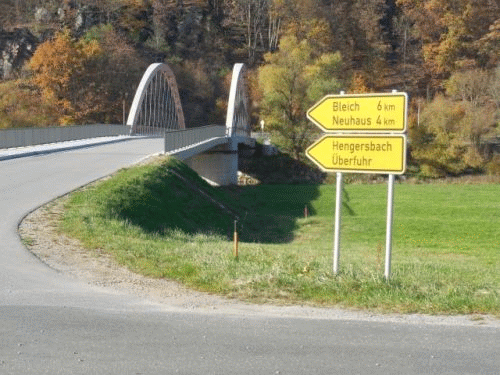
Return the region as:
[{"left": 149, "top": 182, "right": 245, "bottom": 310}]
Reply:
[
  {"left": 306, "top": 134, "right": 407, "bottom": 174},
  {"left": 304, "top": 91, "right": 409, "bottom": 279}
]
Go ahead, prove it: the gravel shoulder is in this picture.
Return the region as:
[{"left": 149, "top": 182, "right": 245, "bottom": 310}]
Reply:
[
  {"left": 18, "top": 194, "right": 242, "bottom": 312},
  {"left": 18, "top": 189, "right": 500, "bottom": 327}
]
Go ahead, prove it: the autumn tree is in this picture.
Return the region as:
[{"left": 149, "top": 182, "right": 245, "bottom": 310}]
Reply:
[
  {"left": 273, "top": 0, "right": 333, "bottom": 54},
  {"left": 28, "top": 28, "right": 101, "bottom": 123},
  {"left": 410, "top": 69, "right": 498, "bottom": 176},
  {"left": 0, "top": 0, "right": 41, "bottom": 29},
  {"left": 320, "top": 0, "right": 389, "bottom": 83},
  {"left": 445, "top": 69, "right": 497, "bottom": 154},
  {"left": 29, "top": 26, "right": 145, "bottom": 124},
  {"left": 487, "top": 65, "right": 500, "bottom": 109},
  {"left": 397, "top": 0, "right": 500, "bottom": 88},
  {"left": 476, "top": 18, "right": 500, "bottom": 68},
  {"left": 76, "top": 24, "right": 146, "bottom": 123},
  {"left": 409, "top": 96, "right": 476, "bottom": 176},
  {"left": 258, "top": 35, "right": 344, "bottom": 160},
  {"left": 223, "top": 0, "right": 337, "bottom": 65},
  {"left": 225, "top": 0, "right": 270, "bottom": 65},
  {"left": 445, "top": 69, "right": 490, "bottom": 106},
  {"left": 0, "top": 79, "right": 59, "bottom": 128}
]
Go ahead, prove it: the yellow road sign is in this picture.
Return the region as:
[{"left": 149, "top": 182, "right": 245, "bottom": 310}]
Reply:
[
  {"left": 306, "top": 134, "right": 407, "bottom": 174},
  {"left": 307, "top": 93, "right": 407, "bottom": 132}
]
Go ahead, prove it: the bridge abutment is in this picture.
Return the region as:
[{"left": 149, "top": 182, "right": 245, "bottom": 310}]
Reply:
[{"left": 185, "top": 139, "right": 238, "bottom": 186}]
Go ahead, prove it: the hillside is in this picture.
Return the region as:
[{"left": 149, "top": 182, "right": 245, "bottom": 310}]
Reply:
[{"left": 2, "top": 0, "right": 500, "bottom": 177}]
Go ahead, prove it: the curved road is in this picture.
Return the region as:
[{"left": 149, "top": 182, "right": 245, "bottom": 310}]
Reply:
[{"left": 0, "top": 138, "right": 498, "bottom": 374}]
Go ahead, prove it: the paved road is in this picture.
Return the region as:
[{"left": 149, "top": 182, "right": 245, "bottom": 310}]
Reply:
[{"left": 0, "top": 138, "right": 498, "bottom": 374}]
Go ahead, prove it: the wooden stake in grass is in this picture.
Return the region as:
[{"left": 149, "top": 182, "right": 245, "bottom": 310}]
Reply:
[{"left": 233, "top": 220, "right": 239, "bottom": 259}]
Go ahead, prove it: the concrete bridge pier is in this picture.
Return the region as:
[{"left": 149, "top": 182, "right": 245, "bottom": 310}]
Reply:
[{"left": 185, "top": 138, "right": 239, "bottom": 186}]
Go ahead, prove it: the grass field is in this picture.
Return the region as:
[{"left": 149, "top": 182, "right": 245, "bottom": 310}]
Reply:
[{"left": 60, "top": 156, "right": 500, "bottom": 315}]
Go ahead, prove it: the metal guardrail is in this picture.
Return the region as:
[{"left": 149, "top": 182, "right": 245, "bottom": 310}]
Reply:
[
  {"left": 0, "top": 124, "right": 131, "bottom": 149},
  {"left": 164, "top": 125, "right": 226, "bottom": 153}
]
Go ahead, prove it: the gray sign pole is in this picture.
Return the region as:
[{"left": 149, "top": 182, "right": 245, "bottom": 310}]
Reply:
[
  {"left": 385, "top": 174, "right": 395, "bottom": 280},
  {"left": 384, "top": 90, "right": 400, "bottom": 281},
  {"left": 333, "top": 172, "right": 343, "bottom": 275},
  {"left": 332, "top": 91, "right": 346, "bottom": 276}
]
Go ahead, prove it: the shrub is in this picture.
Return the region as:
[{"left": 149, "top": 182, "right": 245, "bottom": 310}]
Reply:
[{"left": 485, "top": 155, "right": 500, "bottom": 175}]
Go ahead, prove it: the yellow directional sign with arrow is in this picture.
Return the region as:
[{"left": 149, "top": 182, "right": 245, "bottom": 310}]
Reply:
[
  {"left": 306, "top": 134, "right": 407, "bottom": 174},
  {"left": 305, "top": 92, "right": 408, "bottom": 279},
  {"left": 307, "top": 93, "right": 407, "bottom": 133}
]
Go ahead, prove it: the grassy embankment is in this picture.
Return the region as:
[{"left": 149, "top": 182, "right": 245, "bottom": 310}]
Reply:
[{"left": 61, "top": 156, "right": 500, "bottom": 315}]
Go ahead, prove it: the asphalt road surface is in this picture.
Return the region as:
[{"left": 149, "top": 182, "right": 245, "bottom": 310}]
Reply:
[{"left": 0, "top": 137, "right": 498, "bottom": 374}]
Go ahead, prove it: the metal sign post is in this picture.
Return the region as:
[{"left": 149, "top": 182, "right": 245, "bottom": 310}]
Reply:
[
  {"left": 333, "top": 172, "right": 343, "bottom": 275},
  {"left": 306, "top": 91, "right": 407, "bottom": 278},
  {"left": 385, "top": 174, "right": 395, "bottom": 280}
]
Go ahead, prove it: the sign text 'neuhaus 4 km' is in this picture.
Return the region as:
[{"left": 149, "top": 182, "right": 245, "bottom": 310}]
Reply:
[
  {"left": 305, "top": 92, "right": 408, "bottom": 174},
  {"left": 307, "top": 93, "right": 407, "bottom": 133},
  {"left": 304, "top": 91, "right": 408, "bottom": 278}
]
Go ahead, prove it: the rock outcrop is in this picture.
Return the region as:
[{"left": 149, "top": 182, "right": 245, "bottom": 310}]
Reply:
[{"left": 0, "top": 28, "right": 38, "bottom": 80}]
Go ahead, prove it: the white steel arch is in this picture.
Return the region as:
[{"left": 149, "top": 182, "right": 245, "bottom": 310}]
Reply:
[
  {"left": 226, "top": 63, "right": 250, "bottom": 137},
  {"left": 127, "top": 63, "right": 185, "bottom": 135}
]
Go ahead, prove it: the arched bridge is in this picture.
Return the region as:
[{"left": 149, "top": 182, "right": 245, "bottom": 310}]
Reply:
[{"left": 127, "top": 62, "right": 254, "bottom": 185}]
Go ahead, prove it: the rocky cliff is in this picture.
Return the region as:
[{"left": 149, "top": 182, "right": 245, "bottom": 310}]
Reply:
[{"left": 0, "top": 28, "right": 38, "bottom": 80}]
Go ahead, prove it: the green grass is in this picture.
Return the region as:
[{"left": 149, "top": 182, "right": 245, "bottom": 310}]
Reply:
[{"left": 60, "top": 156, "right": 500, "bottom": 315}]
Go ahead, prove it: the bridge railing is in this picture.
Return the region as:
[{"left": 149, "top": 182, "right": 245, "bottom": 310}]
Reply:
[
  {"left": 164, "top": 125, "right": 226, "bottom": 153},
  {"left": 0, "top": 124, "right": 130, "bottom": 149}
]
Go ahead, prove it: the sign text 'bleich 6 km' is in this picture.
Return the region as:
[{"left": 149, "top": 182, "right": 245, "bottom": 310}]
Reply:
[
  {"left": 307, "top": 93, "right": 407, "bottom": 133},
  {"left": 306, "top": 134, "right": 407, "bottom": 174}
]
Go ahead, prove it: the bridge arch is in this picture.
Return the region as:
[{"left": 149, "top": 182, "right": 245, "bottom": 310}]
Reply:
[
  {"left": 126, "top": 62, "right": 253, "bottom": 185},
  {"left": 127, "top": 63, "right": 185, "bottom": 135},
  {"left": 226, "top": 63, "right": 250, "bottom": 138}
]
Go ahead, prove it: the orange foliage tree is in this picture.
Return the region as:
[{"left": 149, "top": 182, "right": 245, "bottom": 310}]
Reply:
[
  {"left": 29, "top": 26, "right": 145, "bottom": 125},
  {"left": 28, "top": 29, "right": 101, "bottom": 124},
  {"left": 397, "top": 0, "right": 500, "bottom": 77}
]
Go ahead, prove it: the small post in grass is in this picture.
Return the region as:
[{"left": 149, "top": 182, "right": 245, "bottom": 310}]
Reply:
[{"left": 233, "top": 220, "right": 239, "bottom": 259}]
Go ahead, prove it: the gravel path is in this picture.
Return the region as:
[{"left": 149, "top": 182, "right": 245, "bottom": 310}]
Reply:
[{"left": 18, "top": 187, "right": 500, "bottom": 327}]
